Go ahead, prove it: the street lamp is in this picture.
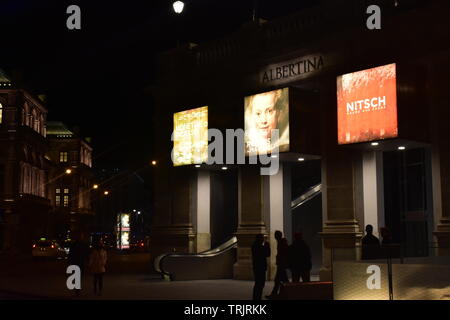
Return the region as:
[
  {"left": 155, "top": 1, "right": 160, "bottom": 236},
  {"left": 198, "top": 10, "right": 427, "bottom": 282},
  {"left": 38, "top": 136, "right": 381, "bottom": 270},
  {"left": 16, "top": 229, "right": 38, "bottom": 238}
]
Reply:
[{"left": 173, "top": 1, "right": 184, "bottom": 14}]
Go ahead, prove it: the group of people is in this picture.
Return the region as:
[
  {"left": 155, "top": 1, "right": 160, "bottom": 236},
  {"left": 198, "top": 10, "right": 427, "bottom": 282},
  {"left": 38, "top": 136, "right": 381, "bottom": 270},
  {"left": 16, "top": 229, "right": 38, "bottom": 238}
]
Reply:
[
  {"left": 251, "top": 231, "right": 312, "bottom": 300},
  {"left": 68, "top": 233, "right": 108, "bottom": 297}
]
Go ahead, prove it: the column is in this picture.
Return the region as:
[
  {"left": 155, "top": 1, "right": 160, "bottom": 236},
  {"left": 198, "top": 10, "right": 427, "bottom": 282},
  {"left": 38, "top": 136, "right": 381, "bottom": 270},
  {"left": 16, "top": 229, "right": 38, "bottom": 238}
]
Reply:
[
  {"left": 267, "top": 163, "right": 292, "bottom": 280},
  {"left": 361, "top": 151, "right": 385, "bottom": 237},
  {"left": 194, "top": 170, "right": 211, "bottom": 252},
  {"left": 233, "top": 165, "right": 268, "bottom": 280},
  {"left": 319, "top": 79, "right": 362, "bottom": 281}
]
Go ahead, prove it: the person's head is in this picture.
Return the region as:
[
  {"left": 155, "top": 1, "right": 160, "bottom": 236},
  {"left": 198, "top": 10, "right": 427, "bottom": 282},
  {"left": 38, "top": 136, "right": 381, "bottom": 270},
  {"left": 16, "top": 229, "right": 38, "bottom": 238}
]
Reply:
[
  {"left": 274, "top": 230, "right": 283, "bottom": 241},
  {"left": 255, "top": 234, "right": 265, "bottom": 245},
  {"left": 94, "top": 239, "right": 104, "bottom": 250},
  {"left": 365, "top": 224, "right": 374, "bottom": 235},
  {"left": 250, "top": 91, "right": 280, "bottom": 139}
]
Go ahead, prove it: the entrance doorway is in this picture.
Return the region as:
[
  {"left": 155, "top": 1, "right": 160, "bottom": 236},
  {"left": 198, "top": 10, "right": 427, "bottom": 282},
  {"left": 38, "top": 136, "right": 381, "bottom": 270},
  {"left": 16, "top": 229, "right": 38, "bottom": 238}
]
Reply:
[{"left": 383, "top": 147, "right": 433, "bottom": 257}]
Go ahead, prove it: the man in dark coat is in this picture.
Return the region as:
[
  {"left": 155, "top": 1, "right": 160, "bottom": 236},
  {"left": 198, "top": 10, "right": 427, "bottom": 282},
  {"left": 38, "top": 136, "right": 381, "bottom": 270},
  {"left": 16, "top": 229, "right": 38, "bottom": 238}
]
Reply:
[
  {"left": 267, "top": 230, "right": 289, "bottom": 298},
  {"left": 251, "top": 234, "right": 271, "bottom": 300},
  {"left": 288, "top": 232, "right": 312, "bottom": 282},
  {"left": 361, "top": 224, "right": 381, "bottom": 260}
]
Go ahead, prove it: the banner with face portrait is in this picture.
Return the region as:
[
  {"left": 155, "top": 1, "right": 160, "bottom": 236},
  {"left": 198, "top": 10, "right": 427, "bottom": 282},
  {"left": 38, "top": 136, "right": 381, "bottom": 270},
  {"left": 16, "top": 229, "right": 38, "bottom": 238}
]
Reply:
[{"left": 244, "top": 88, "right": 290, "bottom": 156}]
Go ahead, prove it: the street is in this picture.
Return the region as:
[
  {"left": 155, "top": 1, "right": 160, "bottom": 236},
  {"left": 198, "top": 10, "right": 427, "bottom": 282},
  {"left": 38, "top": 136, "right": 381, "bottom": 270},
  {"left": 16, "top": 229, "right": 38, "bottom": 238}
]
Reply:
[{"left": 0, "top": 252, "right": 265, "bottom": 300}]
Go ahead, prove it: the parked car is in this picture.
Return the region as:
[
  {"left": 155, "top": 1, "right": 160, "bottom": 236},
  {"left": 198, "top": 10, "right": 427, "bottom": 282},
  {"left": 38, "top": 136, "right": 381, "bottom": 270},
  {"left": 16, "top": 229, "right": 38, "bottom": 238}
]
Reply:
[{"left": 32, "top": 239, "right": 67, "bottom": 259}]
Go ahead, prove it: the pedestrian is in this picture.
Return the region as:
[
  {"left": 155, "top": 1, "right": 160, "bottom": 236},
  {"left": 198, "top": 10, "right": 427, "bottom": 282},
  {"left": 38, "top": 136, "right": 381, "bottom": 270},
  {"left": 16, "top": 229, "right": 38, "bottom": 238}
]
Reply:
[
  {"left": 68, "top": 232, "right": 90, "bottom": 296},
  {"left": 88, "top": 239, "right": 108, "bottom": 296},
  {"left": 288, "top": 232, "right": 312, "bottom": 282},
  {"left": 251, "top": 234, "right": 270, "bottom": 300},
  {"left": 266, "top": 231, "right": 289, "bottom": 299},
  {"left": 361, "top": 224, "right": 381, "bottom": 260}
]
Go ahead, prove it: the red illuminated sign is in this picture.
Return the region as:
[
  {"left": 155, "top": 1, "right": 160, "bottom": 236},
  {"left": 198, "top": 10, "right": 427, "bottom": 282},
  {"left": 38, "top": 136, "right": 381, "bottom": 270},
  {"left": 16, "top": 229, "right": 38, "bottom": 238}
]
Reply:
[{"left": 337, "top": 63, "right": 398, "bottom": 144}]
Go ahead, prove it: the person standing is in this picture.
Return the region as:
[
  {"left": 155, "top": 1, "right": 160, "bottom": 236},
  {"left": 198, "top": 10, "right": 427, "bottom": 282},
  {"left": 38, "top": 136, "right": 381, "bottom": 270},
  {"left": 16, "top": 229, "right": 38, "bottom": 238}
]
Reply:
[
  {"left": 89, "top": 239, "right": 108, "bottom": 296},
  {"left": 361, "top": 224, "right": 381, "bottom": 260},
  {"left": 251, "top": 234, "right": 271, "bottom": 300},
  {"left": 267, "top": 230, "right": 289, "bottom": 299},
  {"left": 288, "top": 232, "right": 312, "bottom": 282},
  {"left": 68, "top": 232, "right": 90, "bottom": 296}
]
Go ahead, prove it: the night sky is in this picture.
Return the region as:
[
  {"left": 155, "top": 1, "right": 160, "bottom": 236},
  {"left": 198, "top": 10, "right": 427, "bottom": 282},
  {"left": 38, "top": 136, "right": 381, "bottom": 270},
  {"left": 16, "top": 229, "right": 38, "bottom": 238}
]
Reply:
[{"left": 0, "top": 0, "right": 318, "bottom": 171}]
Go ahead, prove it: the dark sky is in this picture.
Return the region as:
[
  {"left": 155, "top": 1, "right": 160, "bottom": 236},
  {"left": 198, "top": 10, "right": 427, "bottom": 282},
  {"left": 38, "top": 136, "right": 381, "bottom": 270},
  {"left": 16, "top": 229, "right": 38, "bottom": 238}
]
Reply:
[{"left": 0, "top": 0, "right": 318, "bottom": 171}]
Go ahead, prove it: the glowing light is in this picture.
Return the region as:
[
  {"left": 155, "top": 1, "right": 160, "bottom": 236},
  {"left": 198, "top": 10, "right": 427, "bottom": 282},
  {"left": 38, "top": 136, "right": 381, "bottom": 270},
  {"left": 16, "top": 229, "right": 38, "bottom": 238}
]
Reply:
[
  {"left": 151, "top": 160, "right": 157, "bottom": 166},
  {"left": 173, "top": 1, "right": 184, "bottom": 14},
  {"left": 298, "top": 158, "right": 305, "bottom": 161},
  {"left": 398, "top": 146, "right": 406, "bottom": 150},
  {"left": 222, "top": 167, "right": 228, "bottom": 170},
  {"left": 104, "top": 191, "right": 109, "bottom": 195},
  {"left": 65, "top": 169, "right": 72, "bottom": 174},
  {"left": 93, "top": 184, "right": 99, "bottom": 189},
  {"left": 371, "top": 142, "right": 379, "bottom": 146}
]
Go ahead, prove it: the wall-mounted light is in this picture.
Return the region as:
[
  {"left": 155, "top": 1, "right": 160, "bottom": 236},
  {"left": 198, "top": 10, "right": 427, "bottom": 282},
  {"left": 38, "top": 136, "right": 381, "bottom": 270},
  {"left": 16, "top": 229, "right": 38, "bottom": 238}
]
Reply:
[
  {"left": 371, "top": 142, "right": 379, "bottom": 146},
  {"left": 93, "top": 184, "right": 99, "bottom": 189},
  {"left": 104, "top": 191, "right": 109, "bottom": 196},
  {"left": 398, "top": 146, "right": 406, "bottom": 150},
  {"left": 221, "top": 167, "right": 228, "bottom": 170},
  {"left": 195, "top": 165, "right": 201, "bottom": 168},
  {"left": 65, "top": 169, "right": 72, "bottom": 174},
  {"left": 298, "top": 158, "right": 305, "bottom": 162},
  {"left": 173, "top": 1, "right": 184, "bottom": 14}
]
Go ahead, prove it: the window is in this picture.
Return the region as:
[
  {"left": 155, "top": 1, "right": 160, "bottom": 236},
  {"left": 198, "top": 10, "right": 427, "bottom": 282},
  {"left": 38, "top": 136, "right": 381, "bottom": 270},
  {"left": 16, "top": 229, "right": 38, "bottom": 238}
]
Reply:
[
  {"left": 63, "top": 188, "right": 69, "bottom": 207},
  {"left": 55, "top": 188, "right": 61, "bottom": 206},
  {"left": 63, "top": 195, "right": 69, "bottom": 207},
  {"left": 59, "top": 152, "right": 68, "bottom": 163}
]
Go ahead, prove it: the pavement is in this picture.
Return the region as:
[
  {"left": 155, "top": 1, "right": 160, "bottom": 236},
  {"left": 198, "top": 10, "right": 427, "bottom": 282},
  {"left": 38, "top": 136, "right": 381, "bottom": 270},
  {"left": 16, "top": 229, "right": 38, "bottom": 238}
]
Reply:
[{"left": 0, "top": 252, "right": 297, "bottom": 300}]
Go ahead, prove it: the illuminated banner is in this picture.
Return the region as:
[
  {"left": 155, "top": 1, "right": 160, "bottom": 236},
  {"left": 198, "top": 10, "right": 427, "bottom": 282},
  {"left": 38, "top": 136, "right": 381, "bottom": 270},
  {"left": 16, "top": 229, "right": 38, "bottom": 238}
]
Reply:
[
  {"left": 117, "top": 213, "right": 130, "bottom": 250},
  {"left": 337, "top": 63, "right": 398, "bottom": 144},
  {"left": 245, "top": 88, "right": 290, "bottom": 155},
  {"left": 173, "top": 106, "right": 208, "bottom": 166}
]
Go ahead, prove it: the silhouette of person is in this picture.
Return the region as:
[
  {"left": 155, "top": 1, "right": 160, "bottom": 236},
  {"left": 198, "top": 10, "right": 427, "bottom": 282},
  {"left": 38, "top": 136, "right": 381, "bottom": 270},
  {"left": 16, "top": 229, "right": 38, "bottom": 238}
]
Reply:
[
  {"left": 251, "top": 234, "right": 270, "bottom": 300},
  {"left": 267, "top": 231, "right": 289, "bottom": 298},
  {"left": 89, "top": 239, "right": 108, "bottom": 296},
  {"left": 288, "top": 232, "right": 312, "bottom": 282},
  {"left": 68, "top": 232, "right": 90, "bottom": 296},
  {"left": 361, "top": 224, "right": 381, "bottom": 260},
  {"left": 380, "top": 227, "right": 393, "bottom": 246}
]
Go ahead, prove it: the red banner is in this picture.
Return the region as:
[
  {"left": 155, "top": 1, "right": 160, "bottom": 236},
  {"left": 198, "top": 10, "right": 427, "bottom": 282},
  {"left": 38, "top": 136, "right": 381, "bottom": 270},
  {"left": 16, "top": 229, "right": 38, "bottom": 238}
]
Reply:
[{"left": 337, "top": 63, "right": 398, "bottom": 144}]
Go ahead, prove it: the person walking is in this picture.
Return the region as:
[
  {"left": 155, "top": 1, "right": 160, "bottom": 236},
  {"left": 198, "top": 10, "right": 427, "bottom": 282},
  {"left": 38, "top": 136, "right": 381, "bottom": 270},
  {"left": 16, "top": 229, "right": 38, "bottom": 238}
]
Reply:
[
  {"left": 88, "top": 239, "right": 108, "bottom": 296},
  {"left": 251, "top": 234, "right": 270, "bottom": 300},
  {"left": 288, "top": 232, "right": 312, "bottom": 283},
  {"left": 266, "top": 230, "right": 289, "bottom": 299}
]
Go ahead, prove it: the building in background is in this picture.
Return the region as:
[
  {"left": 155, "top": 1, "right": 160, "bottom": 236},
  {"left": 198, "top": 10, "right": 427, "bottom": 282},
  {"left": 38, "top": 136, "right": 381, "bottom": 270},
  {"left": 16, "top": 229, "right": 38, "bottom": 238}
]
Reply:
[
  {"left": 46, "top": 121, "right": 94, "bottom": 240},
  {"left": 0, "top": 70, "right": 51, "bottom": 252}
]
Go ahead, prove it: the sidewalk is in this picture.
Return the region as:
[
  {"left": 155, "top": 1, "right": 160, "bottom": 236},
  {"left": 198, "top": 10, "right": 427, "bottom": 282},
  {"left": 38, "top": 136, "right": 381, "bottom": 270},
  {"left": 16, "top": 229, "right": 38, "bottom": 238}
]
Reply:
[{"left": 1, "top": 272, "right": 274, "bottom": 300}]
